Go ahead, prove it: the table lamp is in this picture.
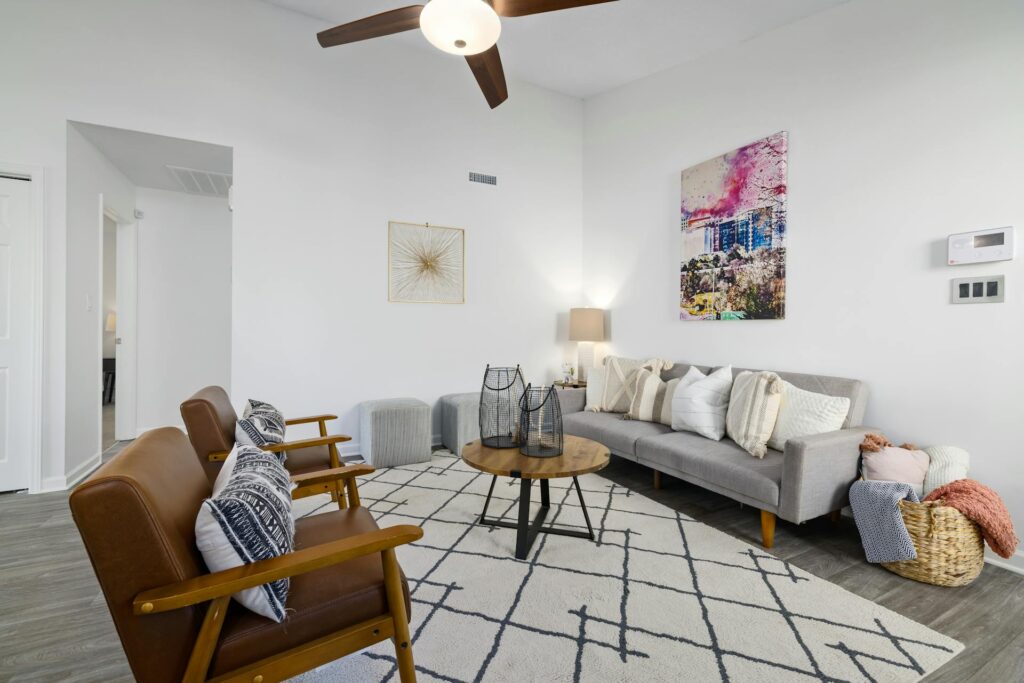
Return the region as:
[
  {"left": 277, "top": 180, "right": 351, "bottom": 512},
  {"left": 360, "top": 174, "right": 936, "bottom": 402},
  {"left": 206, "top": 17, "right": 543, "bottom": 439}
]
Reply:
[{"left": 569, "top": 308, "right": 605, "bottom": 381}]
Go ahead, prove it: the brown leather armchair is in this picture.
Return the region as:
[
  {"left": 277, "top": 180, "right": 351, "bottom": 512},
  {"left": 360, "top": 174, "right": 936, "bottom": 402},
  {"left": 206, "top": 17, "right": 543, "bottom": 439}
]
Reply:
[
  {"left": 70, "top": 427, "right": 422, "bottom": 683},
  {"left": 180, "top": 386, "right": 350, "bottom": 507}
]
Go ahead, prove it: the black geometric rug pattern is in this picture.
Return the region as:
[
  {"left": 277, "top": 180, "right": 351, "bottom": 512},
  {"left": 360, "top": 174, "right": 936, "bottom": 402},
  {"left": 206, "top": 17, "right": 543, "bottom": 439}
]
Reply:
[{"left": 292, "top": 451, "right": 961, "bottom": 682}]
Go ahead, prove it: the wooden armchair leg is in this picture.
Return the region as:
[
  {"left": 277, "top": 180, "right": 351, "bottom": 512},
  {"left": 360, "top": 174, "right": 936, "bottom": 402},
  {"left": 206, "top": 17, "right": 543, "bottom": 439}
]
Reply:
[
  {"left": 760, "top": 510, "right": 776, "bottom": 549},
  {"left": 328, "top": 440, "right": 347, "bottom": 510},
  {"left": 382, "top": 548, "right": 416, "bottom": 683},
  {"left": 182, "top": 595, "right": 230, "bottom": 683}
]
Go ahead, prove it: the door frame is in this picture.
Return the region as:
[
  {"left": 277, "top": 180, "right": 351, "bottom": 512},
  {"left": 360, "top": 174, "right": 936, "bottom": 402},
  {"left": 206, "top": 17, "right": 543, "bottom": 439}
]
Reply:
[
  {"left": 0, "top": 162, "right": 45, "bottom": 494},
  {"left": 100, "top": 204, "right": 138, "bottom": 444}
]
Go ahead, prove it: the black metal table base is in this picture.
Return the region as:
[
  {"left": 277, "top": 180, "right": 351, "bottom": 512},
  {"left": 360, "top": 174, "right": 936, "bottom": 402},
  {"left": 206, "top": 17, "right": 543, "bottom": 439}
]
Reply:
[{"left": 477, "top": 475, "right": 596, "bottom": 560}]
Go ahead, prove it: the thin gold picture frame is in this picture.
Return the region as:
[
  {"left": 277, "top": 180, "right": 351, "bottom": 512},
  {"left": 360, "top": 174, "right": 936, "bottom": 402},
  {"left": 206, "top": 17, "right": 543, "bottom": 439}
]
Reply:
[{"left": 387, "top": 221, "right": 466, "bottom": 304}]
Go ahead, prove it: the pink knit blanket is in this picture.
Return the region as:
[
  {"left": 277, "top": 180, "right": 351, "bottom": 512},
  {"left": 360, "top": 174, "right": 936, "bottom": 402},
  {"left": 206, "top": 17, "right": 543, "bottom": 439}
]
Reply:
[{"left": 924, "top": 479, "right": 1019, "bottom": 559}]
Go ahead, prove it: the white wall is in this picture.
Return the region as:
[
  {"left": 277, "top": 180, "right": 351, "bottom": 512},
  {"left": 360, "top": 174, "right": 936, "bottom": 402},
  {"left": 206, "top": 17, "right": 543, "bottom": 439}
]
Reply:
[
  {"left": 102, "top": 218, "right": 116, "bottom": 359},
  {"left": 63, "top": 125, "right": 135, "bottom": 485},
  {"left": 0, "top": 0, "right": 583, "bottom": 483},
  {"left": 582, "top": 0, "right": 1024, "bottom": 570},
  {"left": 135, "top": 189, "right": 231, "bottom": 432}
]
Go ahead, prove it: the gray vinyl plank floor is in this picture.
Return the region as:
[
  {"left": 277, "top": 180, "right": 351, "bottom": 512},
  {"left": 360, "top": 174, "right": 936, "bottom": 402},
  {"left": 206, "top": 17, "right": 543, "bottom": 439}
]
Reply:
[{"left": 0, "top": 452, "right": 1020, "bottom": 682}]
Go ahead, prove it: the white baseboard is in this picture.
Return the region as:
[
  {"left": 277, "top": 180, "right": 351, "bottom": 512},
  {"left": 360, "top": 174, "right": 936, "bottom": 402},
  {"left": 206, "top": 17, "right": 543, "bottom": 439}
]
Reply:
[
  {"left": 984, "top": 550, "right": 1024, "bottom": 576},
  {"left": 37, "top": 452, "right": 102, "bottom": 493}
]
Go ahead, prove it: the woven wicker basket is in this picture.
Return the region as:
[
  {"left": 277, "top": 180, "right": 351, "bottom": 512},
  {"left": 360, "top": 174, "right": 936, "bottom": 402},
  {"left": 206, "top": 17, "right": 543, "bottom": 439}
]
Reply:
[{"left": 882, "top": 499, "right": 984, "bottom": 587}]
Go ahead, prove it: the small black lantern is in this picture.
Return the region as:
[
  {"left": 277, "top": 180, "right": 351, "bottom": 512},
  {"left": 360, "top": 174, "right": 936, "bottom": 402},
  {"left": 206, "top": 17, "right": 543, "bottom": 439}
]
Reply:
[
  {"left": 479, "top": 365, "right": 526, "bottom": 448},
  {"left": 518, "top": 384, "right": 564, "bottom": 458}
]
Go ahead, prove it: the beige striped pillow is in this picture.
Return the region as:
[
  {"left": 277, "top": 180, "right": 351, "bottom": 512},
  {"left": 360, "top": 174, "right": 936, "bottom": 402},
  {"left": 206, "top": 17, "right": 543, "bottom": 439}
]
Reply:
[
  {"left": 726, "top": 371, "right": 783, "bottom": 458},
  {"left": 627, "top": 369, "right": 680, "bottom": 426}
]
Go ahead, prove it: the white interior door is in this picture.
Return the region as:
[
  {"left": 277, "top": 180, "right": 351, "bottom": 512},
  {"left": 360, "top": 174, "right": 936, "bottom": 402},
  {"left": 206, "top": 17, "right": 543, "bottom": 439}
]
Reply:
[
  {"left": 114, "top": 221, "right": 138, "bottom": 440},
  {"left": 0, "top": 176, "right": 34, "bottom": 491}
]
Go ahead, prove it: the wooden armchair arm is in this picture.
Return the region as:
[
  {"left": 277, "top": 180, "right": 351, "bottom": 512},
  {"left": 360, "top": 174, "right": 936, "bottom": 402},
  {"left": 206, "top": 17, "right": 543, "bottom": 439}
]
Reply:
[
  {"left": 291, "top": 464, "right": 375, "bottom": 489},
  {"left": 285, "top": 413, "right": 338, "bottom": 427},
  {"left": 261, "top": 433, "right": 352, "bottom": 454},
  {"left": 134, "top": 524, "right": 423, "bottom": 615}
]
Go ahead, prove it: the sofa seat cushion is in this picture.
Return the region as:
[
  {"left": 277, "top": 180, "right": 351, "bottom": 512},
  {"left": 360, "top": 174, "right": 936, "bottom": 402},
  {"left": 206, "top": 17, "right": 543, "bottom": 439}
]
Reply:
[
  {"left": 636, "top": 431, "right": 784, "bottom": 506},
  {"left": 208, "top": 507, "right": 411, "bottom": 677},
  {"left": 563, "top": 411, "right": 671, "bottom": 459}
]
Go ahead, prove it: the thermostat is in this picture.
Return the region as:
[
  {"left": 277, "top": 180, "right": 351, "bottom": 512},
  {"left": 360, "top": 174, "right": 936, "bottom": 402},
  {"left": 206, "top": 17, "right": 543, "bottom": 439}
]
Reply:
[{"left": 948, "top": 226, "right": 1014, "bottom": 265}]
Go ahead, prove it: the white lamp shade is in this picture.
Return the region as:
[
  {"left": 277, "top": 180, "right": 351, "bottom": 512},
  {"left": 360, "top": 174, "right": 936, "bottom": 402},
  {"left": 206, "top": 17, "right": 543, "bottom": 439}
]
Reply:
[
  {"left": 419, "top": 0, "right": 501, "bottom": 56},
  {"left": 569, "top": 308, "right": 606, "bottom": 342}
]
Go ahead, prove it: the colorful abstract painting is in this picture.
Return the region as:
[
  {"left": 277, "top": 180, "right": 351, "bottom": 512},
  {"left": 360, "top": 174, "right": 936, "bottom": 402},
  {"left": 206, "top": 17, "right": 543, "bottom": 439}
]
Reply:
[{"left": 680, "top": 132, "right": 788, "bottom": 320}]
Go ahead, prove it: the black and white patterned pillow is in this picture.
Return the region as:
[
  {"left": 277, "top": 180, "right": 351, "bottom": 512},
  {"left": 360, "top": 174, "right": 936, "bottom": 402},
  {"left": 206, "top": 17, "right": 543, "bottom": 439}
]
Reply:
[
  {"left": 236, "top": 398, "right": 286, "bottom": 449},
  {"left": 243, "top": 399, "right": 280, "bottom": 419},
  {"left": 195, "top": 446, "right": 295, "bottom": 621}
]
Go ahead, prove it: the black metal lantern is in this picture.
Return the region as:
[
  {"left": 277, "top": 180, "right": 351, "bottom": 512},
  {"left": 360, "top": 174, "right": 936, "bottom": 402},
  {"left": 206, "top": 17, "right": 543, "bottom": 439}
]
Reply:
[
  {"left": 479, "top": 365, "right": 526, "bottom": 448},
  {"left": 518, "top": 384, "right": 563, "bottom": 458}
]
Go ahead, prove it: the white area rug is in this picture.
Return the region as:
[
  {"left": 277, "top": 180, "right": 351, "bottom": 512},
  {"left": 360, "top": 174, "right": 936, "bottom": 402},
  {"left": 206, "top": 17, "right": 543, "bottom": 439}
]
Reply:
[{"left": 292, "top": 452, "right": 962, "bottom": 682}]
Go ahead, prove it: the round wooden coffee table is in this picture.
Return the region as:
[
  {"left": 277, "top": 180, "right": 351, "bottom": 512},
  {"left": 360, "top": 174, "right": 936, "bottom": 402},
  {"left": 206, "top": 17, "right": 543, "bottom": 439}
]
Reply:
[{"left": 461, "top": 434, "right": 610, "bottom": 560}]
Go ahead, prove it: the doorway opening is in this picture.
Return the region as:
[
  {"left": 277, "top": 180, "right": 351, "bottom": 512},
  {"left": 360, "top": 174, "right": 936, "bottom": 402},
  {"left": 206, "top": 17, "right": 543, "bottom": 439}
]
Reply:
[
  {"left": 67, "top": 122, "right": 233, "bottom": 478},
  {"left": 101, "top": 214, "right": 117, "bottom": 453}
]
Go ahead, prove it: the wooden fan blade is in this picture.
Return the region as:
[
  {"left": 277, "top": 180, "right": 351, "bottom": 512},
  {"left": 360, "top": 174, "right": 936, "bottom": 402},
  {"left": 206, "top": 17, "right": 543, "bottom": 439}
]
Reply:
[
  {"left": 491, "top": 0, "right": 617, "bottom": 18},
  {"left": 317, "top": 5, "right": 425, "bottom": 48},
  {"left": 466, "top": 45, "right": 509, "bottom": 109}
]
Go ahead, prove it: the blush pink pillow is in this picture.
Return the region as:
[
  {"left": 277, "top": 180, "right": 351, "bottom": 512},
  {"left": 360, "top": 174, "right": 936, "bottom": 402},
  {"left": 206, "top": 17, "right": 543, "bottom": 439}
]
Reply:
[{"left": 862, "top": 446, "right": 929, "bottom": 489}]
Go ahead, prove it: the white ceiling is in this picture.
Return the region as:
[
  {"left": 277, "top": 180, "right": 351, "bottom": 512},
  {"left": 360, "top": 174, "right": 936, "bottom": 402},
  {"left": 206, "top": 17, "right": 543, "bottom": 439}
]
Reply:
[
  {"left": 71, "top": 122, "right": 233, "bottom": 195},
  {"left": 264, "top": 0, "right": 846, "bottom": 98}
]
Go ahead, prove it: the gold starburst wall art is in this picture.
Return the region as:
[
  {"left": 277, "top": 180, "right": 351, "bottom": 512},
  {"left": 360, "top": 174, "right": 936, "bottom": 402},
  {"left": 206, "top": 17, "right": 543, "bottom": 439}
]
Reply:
[{"left": 388, "top": 221, "right": 465, "bottom": 304}]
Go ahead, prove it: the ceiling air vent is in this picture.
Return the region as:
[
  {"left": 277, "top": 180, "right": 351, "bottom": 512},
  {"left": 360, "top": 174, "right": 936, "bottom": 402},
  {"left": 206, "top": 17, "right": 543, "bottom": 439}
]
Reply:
[
  {"left": 166, "top": 165, "right": 233, "bottom": 198},
  {"left": 469, "top": 171, "right": 497, "bottom": 186}
]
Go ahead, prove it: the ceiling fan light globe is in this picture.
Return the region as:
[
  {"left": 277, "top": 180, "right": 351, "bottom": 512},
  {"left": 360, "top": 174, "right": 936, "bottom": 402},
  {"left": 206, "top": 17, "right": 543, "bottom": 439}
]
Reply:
[{"left": 419, "top": 0, "right": 502, "bottom": 56}]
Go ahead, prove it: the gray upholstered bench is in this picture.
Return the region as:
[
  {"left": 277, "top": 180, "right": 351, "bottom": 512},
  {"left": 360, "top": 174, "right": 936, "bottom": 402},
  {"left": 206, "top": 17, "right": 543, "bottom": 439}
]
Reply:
[
  {"left": 438, "top": 392, "right": 480, "bottom": 456},
  {"left": 359, "top": 397, "right": 431, "bottom": 468}
]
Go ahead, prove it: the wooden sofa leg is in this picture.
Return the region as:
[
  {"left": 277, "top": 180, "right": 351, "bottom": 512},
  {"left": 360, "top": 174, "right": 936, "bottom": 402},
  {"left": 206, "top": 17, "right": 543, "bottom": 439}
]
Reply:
[
  {"left": 760, "top": 510, "right": 776, "bottom": 549},
  {"left": 653, "top": 470, "right": 662, "bottom": 490},
  {"left": 383, "top": 548, "right": 416, "bottom": 683},
  {"left": 829, "top": 509, "right": 841, "bottom": 524}
]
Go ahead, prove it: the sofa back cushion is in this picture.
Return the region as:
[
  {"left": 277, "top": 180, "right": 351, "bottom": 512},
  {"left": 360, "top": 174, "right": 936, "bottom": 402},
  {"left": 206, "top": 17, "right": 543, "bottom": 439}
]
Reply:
[{"left": 661, "top": 363, "right": 867, "bottom": 429}]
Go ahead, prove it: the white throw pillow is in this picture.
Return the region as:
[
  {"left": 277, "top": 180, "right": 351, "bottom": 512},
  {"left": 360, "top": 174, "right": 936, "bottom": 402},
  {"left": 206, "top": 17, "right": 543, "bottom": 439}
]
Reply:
[
  {"left": 726, "top": 371, "right": 783, "bottom": 458},
  {"left": 767, "top": 382, "right": 851, "bottom": 452},
  {"left": 585, "top": 367, "right": 606, "bottom": 412},
  {"left": 195, "top": 446, "right": 295, "bottom": 622},
  {"left": 922, "top": 446, "right": 970, "bottom": 496},
  {"left": 236, "top": 398, "right": 286, "bottom": 449},
  {"left": 671, "top": 366, "right": 733, "bottom": 440}
]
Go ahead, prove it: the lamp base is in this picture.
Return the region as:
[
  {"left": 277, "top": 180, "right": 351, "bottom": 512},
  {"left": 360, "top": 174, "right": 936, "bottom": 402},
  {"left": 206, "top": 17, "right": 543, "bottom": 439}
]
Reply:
[{"left": 577, "top": 342, "right": 595, "bottom": 382}]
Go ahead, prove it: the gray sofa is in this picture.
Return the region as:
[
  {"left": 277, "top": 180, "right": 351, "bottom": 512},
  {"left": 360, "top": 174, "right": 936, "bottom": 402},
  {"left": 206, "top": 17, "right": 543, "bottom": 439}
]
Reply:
[{"left": 559, "top": 362, "right": 870, "bottom": 548}]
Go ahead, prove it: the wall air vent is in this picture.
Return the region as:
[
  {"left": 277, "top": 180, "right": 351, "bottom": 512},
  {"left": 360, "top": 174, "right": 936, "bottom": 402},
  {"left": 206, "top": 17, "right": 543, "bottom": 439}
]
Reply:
[
  {"left": 469, "top": 171, "right": 497, "bottom": 186},
  {"left": 166, "top": 165, "right": 233, "bottom": 198}
]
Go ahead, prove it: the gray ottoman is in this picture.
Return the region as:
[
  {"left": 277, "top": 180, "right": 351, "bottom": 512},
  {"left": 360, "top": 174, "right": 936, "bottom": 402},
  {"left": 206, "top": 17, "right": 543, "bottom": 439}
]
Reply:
[
  {"left": 359, "top": 398, "right": 431, "bottom": 468},
  {"left": 439, "top": 392, "right": 480, "bottom": 456}
]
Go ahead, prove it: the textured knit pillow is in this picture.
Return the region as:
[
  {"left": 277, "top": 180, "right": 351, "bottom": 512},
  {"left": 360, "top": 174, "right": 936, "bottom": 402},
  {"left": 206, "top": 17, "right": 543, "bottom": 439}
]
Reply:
[
  {"left": 585, "top": 367, "right": 606, "bottom": 412},
  {"left": 726, "top": 371, "right": 783, "bottom": 458},
  {"left": 600, "top": 357, "right": 673, "bottom": 413},
  {"left": 236, "top": 399, "right": 286, "bottom": 448},
  {"left": 626, "top": 369, "right": 679, "bottom": 426},
  {"left": 767, "top": 382, "right": 851, "bottom": 451},
  {"left": 862, "top": 446, "right": 929, "bottom": 497},
  {"left": 195, "top": 446, "right": 295, "bottom": 621},
  {"left": 670, "top": 366, "right": 733, "bottom": 440},
  {"left": 922, "top": 446, "right": 969, "bottom": 497}
]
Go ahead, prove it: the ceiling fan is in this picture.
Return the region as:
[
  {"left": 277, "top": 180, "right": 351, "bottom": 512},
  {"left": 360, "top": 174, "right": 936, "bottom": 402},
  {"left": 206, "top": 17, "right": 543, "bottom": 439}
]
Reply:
[{"left": 316, "top": 0, "right": 618, "bottom": 109}]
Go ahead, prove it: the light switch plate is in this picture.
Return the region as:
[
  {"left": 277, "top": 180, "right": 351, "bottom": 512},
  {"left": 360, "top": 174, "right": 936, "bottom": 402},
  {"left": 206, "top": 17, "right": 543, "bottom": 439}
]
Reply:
[{"left": 952, "top": 275, "right": 1005, "bottom": 304}]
